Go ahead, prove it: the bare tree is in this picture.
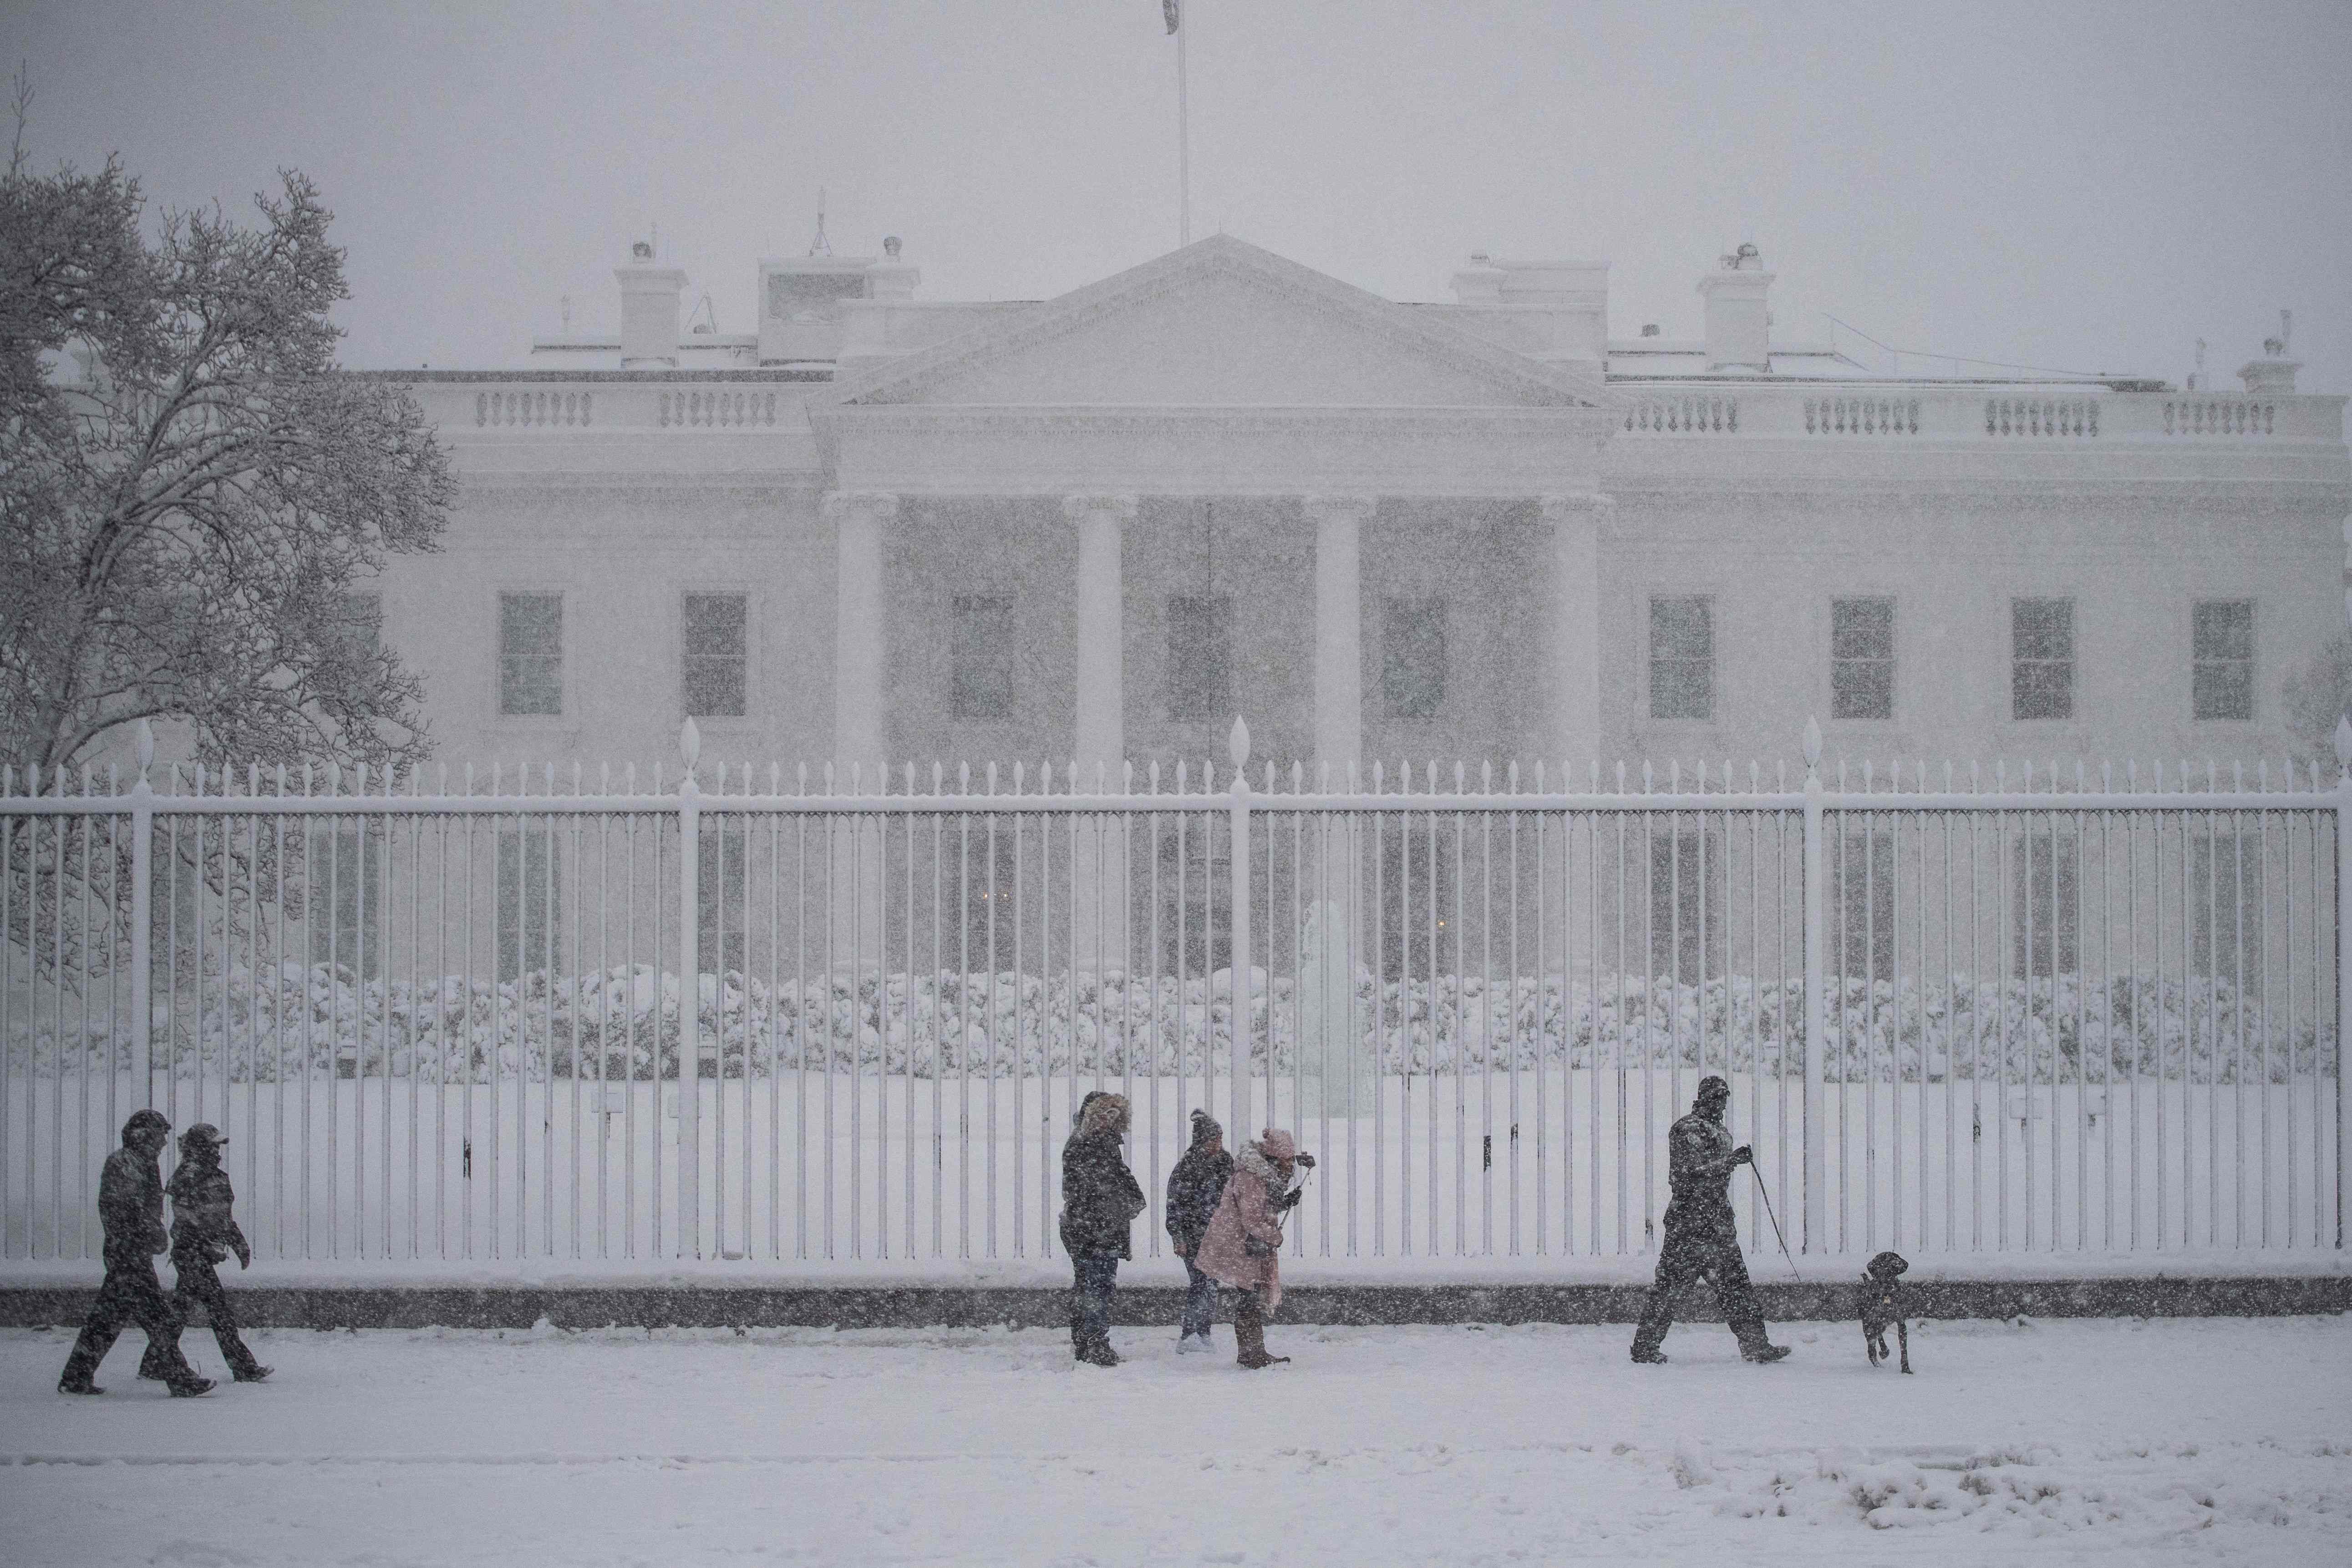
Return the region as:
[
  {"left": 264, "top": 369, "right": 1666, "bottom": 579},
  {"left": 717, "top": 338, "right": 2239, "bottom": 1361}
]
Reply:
[{"left": 0, "top": 99, "right": 453, "bottom": 782}]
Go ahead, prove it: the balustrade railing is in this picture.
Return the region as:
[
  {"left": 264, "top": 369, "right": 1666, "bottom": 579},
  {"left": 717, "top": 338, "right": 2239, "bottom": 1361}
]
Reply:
[{"left": 5, "top": 719, "right": 2343, "bottom": 1270}]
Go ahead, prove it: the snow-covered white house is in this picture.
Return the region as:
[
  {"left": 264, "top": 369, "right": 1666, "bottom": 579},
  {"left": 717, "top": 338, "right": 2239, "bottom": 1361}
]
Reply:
[{"left": 361, "top": 234, "right": 2347, "bottom": 777}]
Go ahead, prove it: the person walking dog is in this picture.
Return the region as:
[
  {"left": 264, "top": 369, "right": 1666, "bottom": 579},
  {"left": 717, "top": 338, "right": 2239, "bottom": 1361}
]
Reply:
[
  {"left": 1630, "top": 1076, "right": 1791, "bottom": 1365},
  {"left": 1165, "top": 1109, "right": 1234, "bottom": 1354},
  {"left": 1194, "top": 1128, "right": 1309, "bottom": 1370},
  {"left": 1059, "top": 1092, "right": 1145, "bottom": 1367},
  {"left": 57, "top": 1110, "right": 212, "bottom": 1397},
  {"left": 139, "top": 1124, "right": 270, "bottom": 1385}
]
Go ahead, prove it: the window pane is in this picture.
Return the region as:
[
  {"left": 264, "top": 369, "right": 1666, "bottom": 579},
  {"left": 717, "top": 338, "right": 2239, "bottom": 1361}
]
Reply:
[
  {"left": 1382, "top": 596, "right": 1446, "bottom": 719},
  {"left": 682, "top": 593, "right": 748, "bottom": 717},
  {"left": 683, "top": 594, "right": 747, "bottom": 657},
  {"left": 1168, "top": 595, "right": 1232, "bottom": 720},
  {"left": 1831, "top": 597, "right": 1895, "bottom": 721},
  {"left": 1649, "top": 596, "right": 1713, "bottom": 721},
  {"left": 950, "top": 594, "right": 1014, "bottom": 720},
  {"left": 2011, "top": 599, "right": 2072, "bottom": 720},
  {"left": 499, "top": 594, "right": 562, "bottom": 715},
  {"left": 2192, "top": 600, "right": 2253, "bottom": 721}
]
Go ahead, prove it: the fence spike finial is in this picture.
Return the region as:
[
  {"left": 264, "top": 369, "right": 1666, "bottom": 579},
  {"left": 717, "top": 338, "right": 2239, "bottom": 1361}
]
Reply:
[
  {"left": 1642, "top": 759, "right": 1653, "bottom": 794},
  {"left": 2332, "top": 715, "right": 2352, "bottom": 776},
  {"left": 1227, "top": 716, "right": 1251, "bottom": 770},
  {"left": 1371, "top": 758, "right": 1382, "bottom": 792},
  {"left": 135, "top": 718, "right": 154, "bottom": 781},
  {"left": 1147, "top": 758, "right": 1158, "bottom": 793},
  {"left": 986, "top": 760, "right": 997, "bottom": 796},
  {"left": 1802, "top": 715, "right": 1823, "bottom": 772}
]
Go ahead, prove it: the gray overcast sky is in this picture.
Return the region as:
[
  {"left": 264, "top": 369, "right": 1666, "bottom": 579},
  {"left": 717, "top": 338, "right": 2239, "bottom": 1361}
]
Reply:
[{"left": 10, "top": 0, "right": 2351, "bottom": 390}]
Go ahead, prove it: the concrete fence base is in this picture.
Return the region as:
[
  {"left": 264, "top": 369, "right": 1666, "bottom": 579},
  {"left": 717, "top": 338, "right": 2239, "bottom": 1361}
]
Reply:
[{"left": 5, "top": 1275, "right": 2347, "bottom": 1333}]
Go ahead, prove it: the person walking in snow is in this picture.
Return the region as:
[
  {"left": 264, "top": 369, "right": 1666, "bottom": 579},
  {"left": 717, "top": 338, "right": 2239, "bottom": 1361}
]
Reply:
[
  {"left": 139, "top": 1124, "right": 270, "bottom": 1385},
  {"left": 1630, "top": 1076, "right": 1790, "bottom": 1365},
  {"left": 1059, "top": 1091, "right": 1145, "bottom": 1367},
  {"left": 1194, "top": 1127, "right": 1308, "bottom": 1369},
  {"left": 1165, "top": 1109, "right": 1234, "bottom": 1354},
  {"left": 57, "top": 1109, "right": 212, "bottom": 1397}
]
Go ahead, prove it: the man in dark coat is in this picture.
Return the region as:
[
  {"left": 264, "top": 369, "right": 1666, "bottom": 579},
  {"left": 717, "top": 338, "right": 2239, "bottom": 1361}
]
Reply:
[
  {"left": 1059, "top": 1091, "right": 1145, "bottom": 1366},
  {"left": 58, "top": 1109, "right": 213, "bottom": 1396},
  {"left": 1630, "top": 1076, "right": 1790, "bottom": 1365},
  {"left": 139, "top": 1124, "right": 270, "bottom": 1384},
  {"left": 1164, "top": 1108, "right": 1234, "bottom": 1353}
]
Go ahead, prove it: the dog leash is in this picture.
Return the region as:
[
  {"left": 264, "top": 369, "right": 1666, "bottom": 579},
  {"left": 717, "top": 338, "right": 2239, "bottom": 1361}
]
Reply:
[{"left": 1750, "top": 1167, "right": 1803, "bottom": 1284}]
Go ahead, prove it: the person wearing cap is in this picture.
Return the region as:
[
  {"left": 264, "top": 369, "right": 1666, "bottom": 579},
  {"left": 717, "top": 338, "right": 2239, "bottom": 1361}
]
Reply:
[
  {"left": 57, "top": 1110, "right": 212, "bottom": 1396},
  {"left": 1164, "top": 1109, "right": 1234, "bottom": 1354},
  {"left": 1058, "top": 1091, "right": 1145, "bottom": 1367},
  {"left": 139, "top": 1124, "right": 269, "bottom": 1385},
  {"left": 1193, "top": 1128, "right": 1308, "bottom": 1369},
  {"left": 1630, "top": 1076, "right": 1790, "bottom": 1365}
]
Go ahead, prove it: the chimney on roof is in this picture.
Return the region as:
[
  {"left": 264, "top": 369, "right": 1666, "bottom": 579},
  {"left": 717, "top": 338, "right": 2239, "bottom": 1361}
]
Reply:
[
  {"left": 616, "top": 238, "right": 687, "bottom": 369},
  {"left": 1697, "top": 242, "right": 1772, "bottom": 372}
]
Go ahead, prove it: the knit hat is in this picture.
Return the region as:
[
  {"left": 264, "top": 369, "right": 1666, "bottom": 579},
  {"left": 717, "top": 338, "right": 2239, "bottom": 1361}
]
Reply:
[
  {"left": 1696, "top": 1075, "right": 1731, "bottom": 1104},
  {"left": 122, "top": 1108, "right": 171, "bottom": 1143},
  {"left": 180, "top": 1123, "right": 228, "bottom": 1155},
  {"left": 1189, "top": 1108, "right": 1223, "bottom": 1147},
  {"left": 1257, "top": 1128, "right": 1298, "bottom": 1161}
]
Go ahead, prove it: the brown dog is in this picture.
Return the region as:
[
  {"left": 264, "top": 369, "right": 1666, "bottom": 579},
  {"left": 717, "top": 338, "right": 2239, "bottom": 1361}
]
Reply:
[{"left": 1861, "top": 1251, "right": 1911, "bottom": 1373}]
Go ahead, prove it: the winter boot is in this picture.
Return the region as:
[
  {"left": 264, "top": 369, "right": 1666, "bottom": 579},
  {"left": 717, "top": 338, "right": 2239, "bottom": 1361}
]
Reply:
[
  {"left": 233, "top": 1364, "right": 274, "bottom": 1382},
  {"left": 168, "top": 1376, "right": 216, "bottom": 1397},
  {"left": 1233, "top": 1308, "right": 1288, "bottom": 1370},
  {"left": 58, "top": 1377, "right": 104, "bottom": 1395},
  {"left": 1177, "top": 1333, "right": 1209, "bottom": 1355},
  {"left": 1077, "top": 1338, "right": 1121, "bottom": 1368},
  {"left": 1630, "top": 1347, "right": 1669, "bottom": 1365},
  {"left": 1742, "top": 1343, "right": 1792, "bottom": 1364}
]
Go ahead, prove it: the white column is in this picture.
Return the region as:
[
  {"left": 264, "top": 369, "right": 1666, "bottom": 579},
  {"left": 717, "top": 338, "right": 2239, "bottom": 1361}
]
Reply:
[
  {"left": 1304, "top": 494, "right": 1374, "bottom": 771},
  {"left": 828, "top": 491, "right": 894, "bottom": 766},
  {"left": 1542, "top": 492, "right": 1611, "bottom": 761},
  {"left": 1066, "top": 494, "right": 1136, "bottom": 976},
  {"left": 826, "top": 490, "right": 894, "bottom": 969},
  {"left": 1066, "top": 494, "right": 1135, "bottom": 771}
]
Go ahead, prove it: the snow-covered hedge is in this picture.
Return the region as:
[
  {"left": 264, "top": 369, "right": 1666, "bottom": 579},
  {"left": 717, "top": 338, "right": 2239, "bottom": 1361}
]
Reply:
[{"left": 4, "top": 962, "right": 2331, "bottom": 1085}]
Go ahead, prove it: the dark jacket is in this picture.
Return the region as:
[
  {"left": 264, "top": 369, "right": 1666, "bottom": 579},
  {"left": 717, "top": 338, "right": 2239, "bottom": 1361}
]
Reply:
[
  {"left": 98, "top": 1144, "right": 169, "bottom": 1262},
  {"left": 1664, "top": 1110, "right": 1741, "bottom": 1230},
  {"left": 167, "top": 1156, "right": 249, "bottom": 1264},
  {"left": 1164, "top": 1144, "right": 1234, "bottom": 1257},
  {"left": 1059, "top": 1129, "right": 1146, "bottom": 1260}
]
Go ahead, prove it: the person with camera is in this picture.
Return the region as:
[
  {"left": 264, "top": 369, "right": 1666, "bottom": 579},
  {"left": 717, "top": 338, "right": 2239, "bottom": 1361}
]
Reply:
[
  {"left": 1193, "top": 1128, "right": 1311, "bottom": 1369},
  {"left": 1630, "top": 1075, "right": 1790, "bottom": 1365}
]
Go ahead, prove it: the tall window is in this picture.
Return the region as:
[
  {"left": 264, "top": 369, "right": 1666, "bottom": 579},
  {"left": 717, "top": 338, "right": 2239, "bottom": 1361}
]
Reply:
[
  {"left": 697, "top": 821, "right": 748, "bottom": 977},
  {"left": 2011, "top": 825, "right": 2079, "bottom": 977},
  {"left": 1648, "top": 596, "right": 1713, "bottom": 721},
  {"left": 1646, "top": 827, "right": 1725, "bottom": 980},
  {"left": 1831, "top": 597, "right": 1895, "bottom": 721},
  {"left": 1167, "top": 595, "right": 1232, "bottom": 721},
  {"left": 2012, "top": 598, "right": 2073, "bottom": 721},
  {"left": 2191, "top": 829, "right": 2265, "bottom": 979},
  {"left": 1382, "top": 596, "right": 1446, "bottom": 719},
  {"left": 496, "top": 826, "right": 560, "bottom": 981},
  {"left": 950, "top": 595, "right": 1014, "bottom": 720},
  {"left": 2192, "top": 599, "right": 2254, "bottom": 721},
  {"left": 682, "top": 593, "right": 747, "bottom": 718},
  {"left": 1834, "top": 826, "right": 1896, "bottom": 980},
  {"left": 498, "top": 593, "right": 563, "bottom": 716}
]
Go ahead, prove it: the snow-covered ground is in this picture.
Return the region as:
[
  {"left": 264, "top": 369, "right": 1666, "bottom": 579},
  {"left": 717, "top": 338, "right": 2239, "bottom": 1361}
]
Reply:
[{"left": 5, "top": 1314, "right": 2349, "bottom": 1564}]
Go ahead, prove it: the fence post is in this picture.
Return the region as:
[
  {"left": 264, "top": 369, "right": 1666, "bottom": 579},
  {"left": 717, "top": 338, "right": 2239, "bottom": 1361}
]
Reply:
[
  {"left": 1229, "top": 717, "right": 1253, "bottom": 1141},
  {"left": 676, "top": 718, "right": 702, "bottom": 1259},
  {"left": 128, "top": 720, "right": 155, "bottom": 1103},
  {"left": 1801, "top": 715, "right": 1826, "bottom": 1253},
  {"left": 2337, "top": 716, "right": 2351, "bottom": 1249}
]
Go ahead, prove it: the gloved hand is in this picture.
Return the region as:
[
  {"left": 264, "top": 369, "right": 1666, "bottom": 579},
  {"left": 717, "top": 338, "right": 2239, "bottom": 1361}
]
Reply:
[
  {"left": 1733, "top": 1145, "right": 1754, "bottom": 1166},
  {"left": 235, "top": 1245, "right": 252, "bottom": 1270},
  {"left": 1243, "top": 1233, "right": 1276, "bottom": 1258},
  {"left": 1294, "top": 1153, "right": 1316, "bottom": 1170}
]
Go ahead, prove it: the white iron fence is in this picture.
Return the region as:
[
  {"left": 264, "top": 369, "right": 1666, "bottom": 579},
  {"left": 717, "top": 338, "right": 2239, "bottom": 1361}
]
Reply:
[{"left": 3, "top": 717, "right": 2344, "bottom": 1269}]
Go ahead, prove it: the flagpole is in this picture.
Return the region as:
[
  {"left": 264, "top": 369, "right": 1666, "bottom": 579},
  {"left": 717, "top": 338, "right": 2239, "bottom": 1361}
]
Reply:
[{"left": 1176, "top": 4, "right": 1191, "bottom": 247}]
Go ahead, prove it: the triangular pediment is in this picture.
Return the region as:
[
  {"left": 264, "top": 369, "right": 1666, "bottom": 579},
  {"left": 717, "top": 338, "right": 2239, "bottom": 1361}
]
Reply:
[{"left": 829, "top": 235, "right": 1602, "bottom": 411}]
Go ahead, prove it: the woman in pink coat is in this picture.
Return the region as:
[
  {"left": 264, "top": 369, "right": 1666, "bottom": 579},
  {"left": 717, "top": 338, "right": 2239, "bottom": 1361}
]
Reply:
[{"left": 1193, "top": 1128, "right": 1308, "bottom": 1368}]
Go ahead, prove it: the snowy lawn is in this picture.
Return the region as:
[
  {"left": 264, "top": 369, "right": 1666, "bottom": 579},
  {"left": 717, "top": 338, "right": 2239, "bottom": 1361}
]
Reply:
[{"left": 4, "top": 1314, "right": 2350, "bottom": 1565}]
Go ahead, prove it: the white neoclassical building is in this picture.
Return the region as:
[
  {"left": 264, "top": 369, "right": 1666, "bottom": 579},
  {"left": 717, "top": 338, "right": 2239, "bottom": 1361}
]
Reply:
[{"left": 363, "top": 234, "right": 2348, "bottom": 778}]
